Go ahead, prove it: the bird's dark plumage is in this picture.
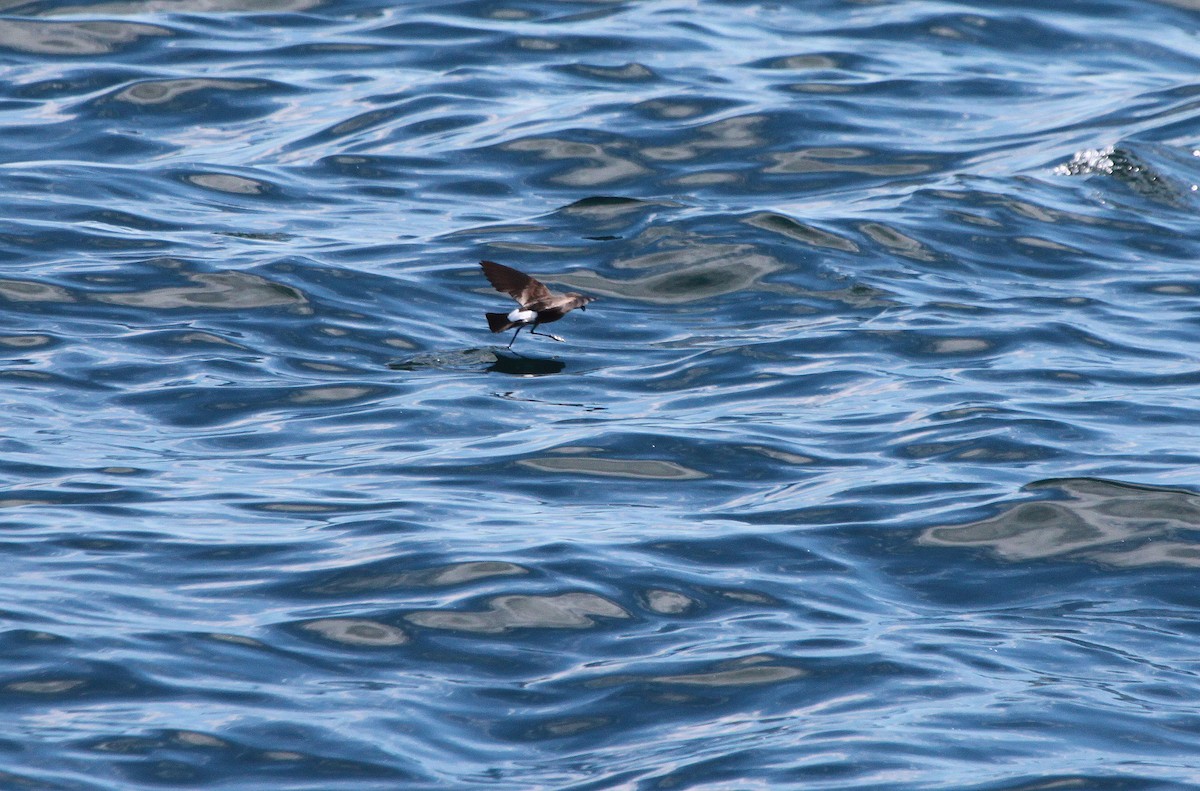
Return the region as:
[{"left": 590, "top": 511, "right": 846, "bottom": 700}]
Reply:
[{"left": 480, "top": 260, "right": 595, "bottom": 347}]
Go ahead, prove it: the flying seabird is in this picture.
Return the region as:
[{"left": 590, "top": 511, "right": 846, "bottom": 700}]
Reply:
[{"left": 480, "top": 260, "right": 596, "bottom": 348}]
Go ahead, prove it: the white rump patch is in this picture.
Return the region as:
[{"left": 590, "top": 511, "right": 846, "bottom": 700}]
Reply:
[{"left": 507, "top": 308, "right": 536, "bottom": 324}]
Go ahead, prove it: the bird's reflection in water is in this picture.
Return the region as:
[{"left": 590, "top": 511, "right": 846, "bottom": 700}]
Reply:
[
  {"left": 387, "top": 349, "right": 566, "bottom": 376},
  {"left": 488, "top": 352, "right": 566, "bottom": 376}
]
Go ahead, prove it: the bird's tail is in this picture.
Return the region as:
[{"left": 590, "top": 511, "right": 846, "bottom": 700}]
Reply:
[{"left": 486, "top": 312, "right": 516, "bottom": 333}]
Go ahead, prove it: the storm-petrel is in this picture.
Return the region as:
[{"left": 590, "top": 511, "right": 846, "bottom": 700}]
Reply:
[{"left": 480, "top": 260, "right": 596, "bottom": 348}]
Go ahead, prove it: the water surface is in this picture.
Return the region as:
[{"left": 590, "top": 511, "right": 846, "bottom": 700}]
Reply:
[{"left": 3, "top": 1, "right": 1200, "bottom": 788}]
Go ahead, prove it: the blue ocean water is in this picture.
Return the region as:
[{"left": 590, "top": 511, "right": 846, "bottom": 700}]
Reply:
[{"left": 2, "top": 0, "right": 1200, "bottom": 788}]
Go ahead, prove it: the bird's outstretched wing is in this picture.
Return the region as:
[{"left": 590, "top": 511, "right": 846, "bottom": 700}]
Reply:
[{"left": 481, "top": 260, "right": 552, "bottom": 307}]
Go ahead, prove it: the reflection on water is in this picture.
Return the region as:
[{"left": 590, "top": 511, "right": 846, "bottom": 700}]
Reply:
[
  {"left": 643, "top": 657, "right": 805, "bottom": 688},
  {"left": 920, "top": 478, "right": 1200, "bottom": 566},
  {"left": 300, "top": 618, "right": 409, "bottom": 646},
  {"left": 0, "top": 279, "right": 74, "bottom": 302},
  {"left": 115, "top": 78, "right": 263, "bottom": 106},
  {"left": 46, "top": 0, "right": 320, "bottom": 15},
  {"left": 0, "top": 267, "right": 305, "bottom": 309},
  {"left": 0, "top": 19, "right": 169, "bottom": 55},
  {"left": 488, "top": 353, "right": 567, "bottom": 376},
  {"left": 389, "top": 349, "right": 569, "bottom": 375},
  {"left": 519, "top": 455, "right": 706, "bottom": 480},
  {"left": 4, "top": 0, "right": 1200, "bottom": 787},
  {"left": 503, "top": 137, "right": 648, "bottom": 187},
  {"left": 743, "top": 211, "right": 859, "bottom": 252},
  {"left": 555, "top": 235, "right": 788, "bottom": 304},
  {"left": 309, "top": 560, "right": 529, "bottom": 595},
  {"left": 407, "top": 592, "right": 629, "bottom": 634},
  {"left": 96, "top": 271, "right": 305, "bottom": 309}
]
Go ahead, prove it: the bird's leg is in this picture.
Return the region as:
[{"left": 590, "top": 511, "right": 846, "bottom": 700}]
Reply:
[
  {"left": 529, "top": 324, "right": 565, "bottom": 342},
  {"left": 506, "top": 324, "right": 525, "bottom": 348}
]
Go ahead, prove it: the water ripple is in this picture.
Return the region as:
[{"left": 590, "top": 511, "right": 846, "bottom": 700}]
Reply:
[{"left": 3, "top": 0, "right": 1200, "bottom": 788}]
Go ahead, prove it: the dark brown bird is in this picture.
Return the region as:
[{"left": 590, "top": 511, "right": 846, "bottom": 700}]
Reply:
[{"left": 480, "top": 260, "right": 596, "bottom": 348}]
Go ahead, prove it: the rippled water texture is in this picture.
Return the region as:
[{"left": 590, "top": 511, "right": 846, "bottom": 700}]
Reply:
[{"left": 3, "top": 1, "right": 1200, "bottom": 788}]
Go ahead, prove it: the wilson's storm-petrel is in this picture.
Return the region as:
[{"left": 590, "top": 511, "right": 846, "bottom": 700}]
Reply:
[{"left": 481, "top": 260, "right": 596, "bottom": 348}]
